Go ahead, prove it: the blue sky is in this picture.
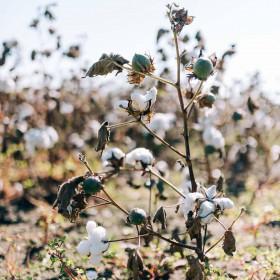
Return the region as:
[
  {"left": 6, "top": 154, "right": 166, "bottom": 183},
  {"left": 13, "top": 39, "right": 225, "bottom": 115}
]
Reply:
[{"left": 1, "top": 0, "right": 280, "bottom": 94}]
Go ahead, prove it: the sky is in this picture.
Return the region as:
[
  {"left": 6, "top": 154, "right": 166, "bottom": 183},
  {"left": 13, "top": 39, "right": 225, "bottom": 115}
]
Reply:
[{"left": 0, "top": 0, "right": 280, "bottom": 95}]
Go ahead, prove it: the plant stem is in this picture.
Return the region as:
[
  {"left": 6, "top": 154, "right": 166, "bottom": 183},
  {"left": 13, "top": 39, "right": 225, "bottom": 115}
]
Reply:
[
  {"left": 148, "top": 167, "right": 185, "bottom": 198},
  {"left": 213, "top": 216, "right": 227, "bottom": 231},
  {"left": 106, "top": 233, "right": 150, "bottom": 243},
  {"left": 86, "top": 202, "right": 111, "bottom": 209},
  {"left": 144, "top": 226, "right": 198, "bottom": 251},
  {"left": 172, "top": 28, "right": 197, "bottom": 193},
  {"left": 163, "top": 202, "right": 184, "bottom": 209},
  {"left": 112, "top": 61, "right": 177, "bottom": 88},
  {"left": 185, "top": 81, "right": 204, "bottom": 112},
  {"left": 204, "top": 235, "right": 224, "bottom": 255},
  {"left": 102, "top": 188, "right": 130, "bottom": 216},
  {"left": 138, "top": 119, "right": 185, "bottom": 158},
  {"left": 107, "top": 120, "right": 137, "bottom": 129}
]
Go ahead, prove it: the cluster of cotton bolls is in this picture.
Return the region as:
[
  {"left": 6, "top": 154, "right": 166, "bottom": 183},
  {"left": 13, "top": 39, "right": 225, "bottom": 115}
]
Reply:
[
  {"left": 24, "top": 126, "right": 59, "bottom": 156},
  {"left": 179, "top": 184, "right": 234, "bottom": 224},
  {"left": 77, "top": 221, "right": 109, "bottom": 266},
  {"left": 114, "top": 87, "right": 157, "bottom": 114},
  {"left": 101, "top": 147, "right": 154, "bottom": 170}
]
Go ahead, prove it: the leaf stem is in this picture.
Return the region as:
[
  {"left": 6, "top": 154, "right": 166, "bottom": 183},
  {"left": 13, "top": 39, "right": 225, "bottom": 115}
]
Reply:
[
  {"left": 148, "top": 167, "right": 185, "bottom": 198},
  {"left": 112, "top": 61, "right": 177, "bottom": 88},
  {"left": 107, "top": 120, "right": 137, "bottom": 129}
]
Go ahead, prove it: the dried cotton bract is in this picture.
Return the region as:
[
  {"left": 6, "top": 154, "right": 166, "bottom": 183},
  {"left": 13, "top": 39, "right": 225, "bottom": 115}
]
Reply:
[{"left": 77, "top": 221, "right": 109, "bottom": 266}]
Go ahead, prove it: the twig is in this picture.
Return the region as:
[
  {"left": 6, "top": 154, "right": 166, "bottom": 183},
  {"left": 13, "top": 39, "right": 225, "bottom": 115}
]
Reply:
[
  {"left": 148, "top": 167, "right": 185, "bottom": 198},
  {"left": 112, "top": 61, "right": 176, "bottom": 88},
  {"left": 213, "top": 216, "right": 227, "bottom": 231},
  {"left": 138, "top": 119, "right": 185, "bottom": 158},
  {"left": 107, "top": 120, "right": 137, "bottom": 129},
  {"left": 185, "top": 81, "right": 204, "bottom": 112},
  {"left": 204, "top": 235, "right": 224, "bottom": 255},
  {"left": 106, "top": 233, "right": 150, "bottom": 243}
]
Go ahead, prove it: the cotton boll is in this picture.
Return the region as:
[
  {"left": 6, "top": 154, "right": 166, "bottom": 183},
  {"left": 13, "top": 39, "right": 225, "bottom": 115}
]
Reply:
[
  {"left": 86, "top": 270, "right": 97, "bottom": 280},
  {"left": 214, "top": 198, "right": 234, "bottom": 210},
  {"left": 126, "top": 148, "right": 154, "bottom": 166},
  {"left": 181, "top": 181, "right": 201, "bottom": 195},
  {"left": 179, "top": 192, "right": 204, "bottom": 218},
  {"left": 60, "top": 102, "right": 74, "bottom": 114},
  {"left": 131, "top": 92, "right": 147, "bottom": 111},
  {"left": 89, "top": 241, "right": 109, "bottom": 256},
  {"left": 202, "top": 127, "right": 225, "bottom": 149},
  {"left": 155, "top": 160, "right": 169, "bottom": 178},
  {"left": 0, "top": 77, "right": 15, "bottom": 93},
  {"left": 101, "top": 148, "right": 125, "bottom": 162},
  {"left": 198, "top": 201, "right": 216, "bottom": 224},
  {"left": 90, "top": 254, "right": 102, "bottom": 266},
  {"left": 145, "top": 87, "right": 157, "bottom": 106},
  {"left": 86, "top": 221, "right": 97, "bottom": 237},
  {"left": 77, "top": 240, "right": 91, "bottom": 256},
  {"left": 18, "top": 103, "right": 34, "bottom": 121},
  {"left": 204, "top": 185, "right": 217, "bottom": 199},
  {"left": 114, "top": 100, "right": 129, "bottom": 113},
  {"left": 43, "top": 126, "right": 59, "bottom": 147}
]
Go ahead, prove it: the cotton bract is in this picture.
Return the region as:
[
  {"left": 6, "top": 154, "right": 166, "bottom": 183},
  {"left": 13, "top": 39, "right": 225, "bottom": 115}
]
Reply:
[{"left": 77, "top": 220, "right": 109, "bottom": 266}]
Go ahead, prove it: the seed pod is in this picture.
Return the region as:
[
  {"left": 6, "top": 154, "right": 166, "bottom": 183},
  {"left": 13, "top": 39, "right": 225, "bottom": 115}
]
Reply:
[
  {"left": 153, "top": 206, "right": 167, "bottom": 229},
  {"left": 82, "top": 176, "right": 103, "bottom": 195},
  {"left": 222, "top": 230, "right": 236, "bottom": 256},
  {"left": 193, "top": 57, "right": 213, "bottom": 80},
  {"left": 127, "top": 72, "right": 145, "bottom": 85},
  {"left": 197, "top": 92, "right": 216, "bottom": 108},
  {"left": 132, "top": 54, "right": 154, "bottom": 73},
  {"left": 128, "top": 208, "right": 147, "bottom": 225}
]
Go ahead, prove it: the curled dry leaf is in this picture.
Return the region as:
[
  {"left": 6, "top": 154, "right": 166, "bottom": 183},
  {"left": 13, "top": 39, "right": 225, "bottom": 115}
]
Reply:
[
  {"left": 126, "top": 248, "right": 144, "bottom": 280},
  {"left": 52, "top": 175, "right": 85, "bottom": 216},
  {"left": 222, "top": 230, "right": 236, "bottom": 256},
  {"left": 83, "top": 53, "right": 129, "bottom": 78},
  {"left": 153, "top": 206, "right": 167, "bottom": 229},
  {"left": 186, "top": 255, "right": 206, "bottom": 280},
  {"left": 96, "top": 121, "right": 110, "bottom": 155},
  {"left": 186, "top": 216, "right": 201, "bottom": 240},
  {"left": 170, "top": 233, "right": 184, "bottom": 258}
]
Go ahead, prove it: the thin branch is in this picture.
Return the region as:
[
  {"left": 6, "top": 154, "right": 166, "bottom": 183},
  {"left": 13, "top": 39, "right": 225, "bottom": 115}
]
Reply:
[
  {"left": 185, "top": 81, "right": 204, "bottom": 112},
  {"left": 112, "top": 61, "right": 177, "bottom": 88},
  {"left": 213, "top": 216, "right": 227, "bottom": 231},
  {"left": 86, "top": 202, "right": 111, "bottom": 209},
  {"left": 204, "top": 235, "right": 224, "bottom": 255},
  {"left": 107, "top": 120, "right": 137, "bottom": 129},
  {"left": 138, "top": 119, "right": 185, "bottom": 158},
  {"left": 148, "top": 167, "right": 185, "bottom": 198},
  {"left": 106, "top": 233, "right": 150, "bottom": 243}
]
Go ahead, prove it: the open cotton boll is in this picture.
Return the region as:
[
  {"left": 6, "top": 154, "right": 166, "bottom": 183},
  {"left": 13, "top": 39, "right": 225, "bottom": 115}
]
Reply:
[
  {"left": 131, "top": 92, "right": 147, "bottom": 112},
  {"left": 43, "top": 126, "right": 59, "bottom": 147},
  {"left": 101, "top": 147, "right": 125, "bottom": 162},
  {"left": 204, "top": 185, "right": 217, "bottom": 200},
  {"left": 179, "top": 192, "right": 204, "bottom": 218},
  {"left": 198, "top": 201, "right": 216, "bottom": 224},
  {"left": 126, "top": 148, "right": 154, "bottom": 166},
  {"left": 77, "top": 240, "right": 91, "bottom": 256},
  {"left": 90, "top": 240, "right": 109, "bottom": 256},
  {"left": 145, "top": 87, "right": 157, "bottom": 106},
  {"left": 86, "top": 270, "right": 97, "bottom": 280},
  {"left": 60, "top": 102, "right": 74, "bottom": 114},
  {"left": 114, "top": 100, "right": 129, "bottom": 113},
  {"left": 0, "top": 77, "right": 15, "bottom": 93},
  {"left": 86, "top": 221, "right": 97, "bottom": 237},
  {"left": 202, "top": 126, "right": 225, "bottom": 149},
  {"left": 181, "top": 181, "right": 201, "bottom": 195},
  {"left": 90, "top": 254, "right": 102, "bottom": 266},
  {"left": 214, "top": 198, "right": 234, "bottom": 210},
  {"left": 145, "top": 113, "right": 176, "bottom": 135}
]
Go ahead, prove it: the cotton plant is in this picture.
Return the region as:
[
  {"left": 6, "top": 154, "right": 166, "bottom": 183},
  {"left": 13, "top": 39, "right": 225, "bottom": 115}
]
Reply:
[
  {"left": 52, "top": 3, "right": 241, "bottom": 278},
  {"left": 77, "top": 221, "right": 109, "bottom": 266}
]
